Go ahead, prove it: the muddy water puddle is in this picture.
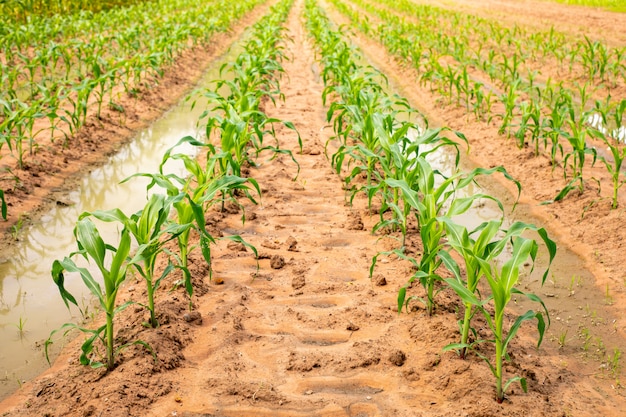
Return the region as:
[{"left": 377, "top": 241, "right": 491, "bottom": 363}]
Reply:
[{"left": 0, "top": 38, "right": 249, "bottom": 399}]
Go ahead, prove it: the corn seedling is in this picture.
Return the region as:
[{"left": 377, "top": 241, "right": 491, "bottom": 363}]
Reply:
[
  {"left": 608, "top": 348, "right": 622, "bottom": 379},
  {"left": 128, "top": 136, "right": 260, "bottom": 301},
  {"left": 589, "top": 125, "right": 626, "bottom": 209},
  {"left": 542, "top": 94, "right": 568, "bottom": 168},
  {"left": 558, "top": 330, "right": 569, "bottom": 348},
  {"left": 13, "top": 316, "right": 27, "bottom": 338},
  {"left": 79, "top": 194, "right": 193, "bottom": 327},
  {"left": 48, "top": 218, "right": 150, "bottom": 371},
  {"left": 498, "top": 79, "right": 521, "bottom": 137},
  {"left": 370, "top": 123, "right": 465, "bottom": 247},
  {"left": 377, "top": 160, "right": 519, "bottom": 316},
  {"left": 444, "top": 236, "right": 550, "bottom": 403},
  {"left": 10, "top": 215, "right": 24, "bottom": 241},
  {"left": 559, "top": 109, "right": 598, "bottom": 195},
  {"left": 440, "top": 219, "right": 556, "bottom": 359}
]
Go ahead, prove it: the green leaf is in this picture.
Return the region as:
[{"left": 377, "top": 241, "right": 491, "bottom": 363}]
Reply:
[
  {"left": 397, "top": 286, "right": 407, "bottom": 313},
  {"left": 0, "top": 189, "right": 6, "bottom": 220},
  {"left": 444, "top": 278, "right": 483, "bottom": 306},
  {"left": 503, "top": 376, "right": 527, "bottom": 394},
  {"left": 74, "top": 218, "right": 107, "bottom": 271},
  {"left": 57, "top": 257, "right": 104, "bottom": 310},
  {"left": 51, "top": 260, "right": 79, "bottom": 311},
  {"left": 503, "top": 309, "right": 545, "bottom": 354}
]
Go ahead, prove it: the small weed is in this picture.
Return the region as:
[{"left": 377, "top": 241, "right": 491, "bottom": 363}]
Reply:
[
  {"left": 13, "top": 316, "right": 27, "bottom": 337},
  {"left": 10, "top": 215, "right": 24, "bottom": 241},
  {"left": 608, "top": 348, "right": 622, "bottom": 378},
  {"left": 558, "top": 329, "right": 568, "bottom": 348},
  {"left": 580, "top": 328, "right": 592, "bottom": 352},
  {"left": 605, "top": 283, "right": 613, "bottom": 305}
]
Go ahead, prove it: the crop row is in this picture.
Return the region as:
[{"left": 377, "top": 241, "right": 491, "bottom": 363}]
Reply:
[
  {"left": 0, "top": 0, "right": 265, "bottom": 170},
  {"left": 305, "top": 0, "right": 557, "bottom": 403},
  {"left": 330, "top": 0, "right": 626, "bottom": 209},
  {"left": 0, "top": 0, "right": 267, "bottom": 225},
  {"left": 0, "top": 0, "right": 150, "bottom": 21},
  {"left": 354, "top": 0, "right": 626, "bottom": 88},
  {"left": 47, "top": 0, "right": 298, "bottom": 372}
]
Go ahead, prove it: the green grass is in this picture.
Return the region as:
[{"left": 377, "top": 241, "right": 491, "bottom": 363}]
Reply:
[{"left": 547, "top": 0, "right": 626, "bottom": 12}]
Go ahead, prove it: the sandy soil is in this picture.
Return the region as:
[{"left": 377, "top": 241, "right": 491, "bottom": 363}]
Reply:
[
  {"left": 1, "top": 0, "right": 626, "bottom": 416},
  {"left": 416, "top": 0, "right": 626, "bottom": 46}
]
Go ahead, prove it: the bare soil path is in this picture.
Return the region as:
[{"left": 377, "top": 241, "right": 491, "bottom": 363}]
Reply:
[{"left": 1, "top": 0, "right": 626, "bottom": 416}]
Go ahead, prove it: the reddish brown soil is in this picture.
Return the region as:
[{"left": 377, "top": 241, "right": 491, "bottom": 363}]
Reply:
[
  {"left": 418, "top": 0, "right": 626, "bottom": 46},
  {"left": 1, "top": 0, "right": 626, "bottom": 416}
]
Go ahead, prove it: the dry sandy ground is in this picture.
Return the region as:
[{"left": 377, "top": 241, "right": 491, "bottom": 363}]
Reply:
[
  {"left": 1, "top": 0, "right": 626, "bottom": 416},
  {"left": 416, "top": 0, "right": 626, "bottom": 45}
]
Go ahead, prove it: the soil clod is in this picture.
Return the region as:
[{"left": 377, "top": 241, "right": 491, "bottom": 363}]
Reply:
[
  {"left": 373, "top": 274, "right": 387, "bottom": 286},
  {"left": 292, "top": 275, "right": 306, "bottom": 289},
  {"left": 389, "top": 350, "right": 407, "bottom": 366},
  {"left": 226, "top": 241, "right": 247, "bottom": 252},
  {"left": 347, "top": 322, "right": 360, "bottom": 331},
  {"left": 270, "top": 255, "right": 286, "bottom": 269},
  {"left": 286, "top": 236, "right": 298, "bottom": 251},
  {"left": 183, "top": 311, "right": 202, "bottom": 325}
]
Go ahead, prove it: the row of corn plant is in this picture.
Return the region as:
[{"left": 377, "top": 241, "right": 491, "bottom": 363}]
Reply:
[
  {"left": 200, "top": 0, "right": 302, "bottom": 183},
  {"left": 46, "top": 0, "right": 298, "bottom": 372},
  {"left": 306, "top": 0, "right": 557, "bottom": 403},
  {"left": 353, "top": 0, "right": 625, "bottom": 87},
  {"left": 0, "top": 0, "right": 265, "bottom": 170},
  {"left": 332, "top": 0, "right": 626, "bottom": 209},
  {"left": 0, "top": 0, "right": 152, "bottom": 21}
]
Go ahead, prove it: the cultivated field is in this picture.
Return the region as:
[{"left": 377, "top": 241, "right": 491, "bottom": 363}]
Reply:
[{"left": 1, "top": 0, "right": 626, "bottom": 416}]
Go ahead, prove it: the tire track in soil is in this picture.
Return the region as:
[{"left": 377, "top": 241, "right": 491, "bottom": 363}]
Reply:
[{"left": 147, "top": 1, "right": 625, "bottom": 416}]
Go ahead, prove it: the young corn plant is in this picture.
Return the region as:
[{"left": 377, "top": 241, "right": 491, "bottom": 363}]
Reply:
[
  {"left": 370, "top": 121, "right": 465, "bottom": 248},
  {"left": 326, "top": 87, "right": 394, "bottom": 186},
  {"left": 373, "top": 158, "right": 519, "bottom": 316},
  {"left": 444, "top": 236, "right": 551, "bottom": 403},
  {"left": 514, "top": 100, "right": 542, "bottom": 154},
  {"left": 561, "top": 109, "right": 598, "bottom": 195},
  {"left": 79, "top": 193, "right": 192, "bottom": 328},
  {"left": 128, "top": 137, "right": 260, "bottom": 300},
  {"left": 542, "top": 95, "right": 567, "bottom": 169},
  {"left": 440, "top": 219, "right": 556, "bottom": 360},
  {"left": 48, "top": 218, "right": 149, "bottom": 371},
  {"left": 204, "top": 98, "right": 300, "bottom": 183},
  {"left": 589, "top": 128, "right": 626, "bottom": 209},
  {"left": 498, "top": 79, "right": 521, "bottom": 137}
]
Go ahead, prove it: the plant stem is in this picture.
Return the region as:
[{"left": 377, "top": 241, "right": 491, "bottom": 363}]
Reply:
[
  {"left": 460, "top": 302, "right": 472, "bottom": 359},
  {"left": 106, "top": 310, "right": 115, "bottom": 371},
  {"left": 495, "top": 310, "right": 504, "bottom": 403},
  {"left": 146, "top": 274, "right": 157, "bottom": 328}
]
